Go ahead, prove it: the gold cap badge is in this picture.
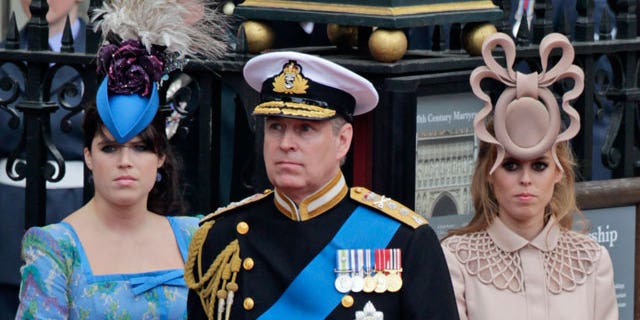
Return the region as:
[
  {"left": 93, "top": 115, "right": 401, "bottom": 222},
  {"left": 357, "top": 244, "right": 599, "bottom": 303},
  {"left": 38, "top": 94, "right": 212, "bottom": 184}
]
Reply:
[{"left": 272, "top": 61, "right": 309, "bottom": 94}]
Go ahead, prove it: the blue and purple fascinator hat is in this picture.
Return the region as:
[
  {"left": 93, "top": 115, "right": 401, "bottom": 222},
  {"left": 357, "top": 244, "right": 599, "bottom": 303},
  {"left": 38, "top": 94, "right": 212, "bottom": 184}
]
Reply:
[
  {"left": 96, "top": 40, "right": 163, "bottom": 143},
  {"left": 93, "top": 0, "right": 228, "bottom": 143}
]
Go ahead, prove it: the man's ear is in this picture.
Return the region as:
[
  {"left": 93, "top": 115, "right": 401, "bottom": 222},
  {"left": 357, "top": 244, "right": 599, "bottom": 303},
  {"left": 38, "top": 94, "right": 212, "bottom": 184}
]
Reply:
[{"left": 336, "top": 122, "right": 353, "bottom": 160}]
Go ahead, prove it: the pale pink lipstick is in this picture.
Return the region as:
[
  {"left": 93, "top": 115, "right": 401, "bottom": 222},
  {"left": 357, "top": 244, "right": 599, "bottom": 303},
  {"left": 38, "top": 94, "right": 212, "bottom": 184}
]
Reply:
[
  {"left": 516, "top": 192, "right": 534, "bottom": 201},
  {"left": 115, "top": 175, "right": 136, "bottom": 186}
]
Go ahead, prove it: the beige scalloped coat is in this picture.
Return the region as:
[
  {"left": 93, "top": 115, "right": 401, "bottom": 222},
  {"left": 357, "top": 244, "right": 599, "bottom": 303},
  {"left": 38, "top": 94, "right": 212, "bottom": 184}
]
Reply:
[{"left": 441, "top": 216, "right": 618, "bottom": 320}]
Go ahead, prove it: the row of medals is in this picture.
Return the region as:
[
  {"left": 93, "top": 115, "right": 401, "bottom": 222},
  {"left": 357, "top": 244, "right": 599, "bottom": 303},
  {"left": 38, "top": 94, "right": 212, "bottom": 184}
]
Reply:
[{"left": 334, "top": 248, "right": 402, "bottom": 294}]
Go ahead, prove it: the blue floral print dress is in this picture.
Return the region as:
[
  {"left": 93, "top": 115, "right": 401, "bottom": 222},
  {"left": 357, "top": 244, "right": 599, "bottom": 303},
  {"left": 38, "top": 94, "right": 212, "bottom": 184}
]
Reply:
[{"left": 15, "top": 216, "right": 199, "bottom": 319}]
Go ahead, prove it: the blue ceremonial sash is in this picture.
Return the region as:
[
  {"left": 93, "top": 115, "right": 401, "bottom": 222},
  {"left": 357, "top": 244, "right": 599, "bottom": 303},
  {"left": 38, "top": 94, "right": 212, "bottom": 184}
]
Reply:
[{"left": 258, "top": 206, "right": 401, "bottom": 320}]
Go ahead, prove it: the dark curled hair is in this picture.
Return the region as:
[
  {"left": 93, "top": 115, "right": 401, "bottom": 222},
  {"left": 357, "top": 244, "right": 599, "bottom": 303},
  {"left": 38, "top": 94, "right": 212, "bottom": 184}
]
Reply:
[{"left": 83, "top": 104, "right": 187, "bottom": 215}]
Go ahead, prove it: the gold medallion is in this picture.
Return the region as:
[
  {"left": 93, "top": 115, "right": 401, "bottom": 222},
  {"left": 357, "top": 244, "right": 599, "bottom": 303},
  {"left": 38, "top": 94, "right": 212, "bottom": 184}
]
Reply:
[
  {"left": 363, "top": 275, "right": 376, "bottom": 293},
  {"left": 373, "top": 272, "right": 387, "bottom": 293},
  {"left": 386, "top": 271, "right": 403, "bottom": 292}
]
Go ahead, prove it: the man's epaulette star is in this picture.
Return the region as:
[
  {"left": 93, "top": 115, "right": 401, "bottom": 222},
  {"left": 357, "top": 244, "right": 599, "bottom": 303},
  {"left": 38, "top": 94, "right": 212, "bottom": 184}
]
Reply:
[
  {"left": 350, "top": 187, "right": 427, "bottom": 229},
  {"left": 200, "top": 189, "right": 273, "bottom": 224}
]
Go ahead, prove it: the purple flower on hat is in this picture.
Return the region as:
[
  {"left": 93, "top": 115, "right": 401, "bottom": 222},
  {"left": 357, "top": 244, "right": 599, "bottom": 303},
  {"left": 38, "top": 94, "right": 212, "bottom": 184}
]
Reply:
[{"left": 97, "top": 39, "right": 164, "bottom": 97}]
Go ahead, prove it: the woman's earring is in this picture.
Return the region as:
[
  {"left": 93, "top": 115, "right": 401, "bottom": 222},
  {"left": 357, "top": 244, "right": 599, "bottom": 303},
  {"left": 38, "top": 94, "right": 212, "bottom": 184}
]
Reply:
[{"left": 156, "top": 172, "right": 162, "bottom": 182}]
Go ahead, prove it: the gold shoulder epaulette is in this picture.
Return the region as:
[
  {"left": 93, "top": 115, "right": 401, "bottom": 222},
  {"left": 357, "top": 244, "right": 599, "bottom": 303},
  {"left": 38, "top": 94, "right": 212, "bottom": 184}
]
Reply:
[
  {"left": 200, "top": 189, "right": 273, "bottom": 223},
  {"left": 184, "top": 220, "right": 241, "bottom": 320},
  {"left": 350, "top": 187, "right": 427, "bottom": 229}
]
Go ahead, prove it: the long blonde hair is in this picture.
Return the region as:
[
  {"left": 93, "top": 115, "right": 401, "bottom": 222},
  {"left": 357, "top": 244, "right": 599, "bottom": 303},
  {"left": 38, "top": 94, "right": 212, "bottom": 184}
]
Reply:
[{"left": 444, "top": 139, "right": 583, "bottom": 238}]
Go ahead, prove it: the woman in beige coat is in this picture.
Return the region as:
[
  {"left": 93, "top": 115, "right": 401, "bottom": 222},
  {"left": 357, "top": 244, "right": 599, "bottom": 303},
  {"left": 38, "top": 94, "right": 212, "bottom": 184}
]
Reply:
[{"left": 441, "top": 32, "right": 618, "bottom": 320}]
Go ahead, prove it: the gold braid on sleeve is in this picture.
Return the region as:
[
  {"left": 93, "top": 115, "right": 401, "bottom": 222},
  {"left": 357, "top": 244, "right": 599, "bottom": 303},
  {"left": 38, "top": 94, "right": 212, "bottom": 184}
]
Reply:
[{"left": 184, "top": 221, "right": 242, "bottom": 320}]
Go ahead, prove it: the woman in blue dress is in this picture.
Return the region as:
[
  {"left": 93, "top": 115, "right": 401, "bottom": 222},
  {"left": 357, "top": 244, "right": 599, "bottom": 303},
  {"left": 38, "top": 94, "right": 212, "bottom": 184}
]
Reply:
[
  {"left": 16, "top": 105, "right": 198, "bottom": 319},
  {"left": 14, "top": 0, "right": 227, "bottom": 318}
]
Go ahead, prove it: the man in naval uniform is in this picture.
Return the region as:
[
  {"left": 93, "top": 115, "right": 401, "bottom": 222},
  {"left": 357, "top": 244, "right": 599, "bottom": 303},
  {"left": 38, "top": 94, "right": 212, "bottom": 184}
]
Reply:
[{"left": 185, "top": 51, "right": 459, "bottom": 319}]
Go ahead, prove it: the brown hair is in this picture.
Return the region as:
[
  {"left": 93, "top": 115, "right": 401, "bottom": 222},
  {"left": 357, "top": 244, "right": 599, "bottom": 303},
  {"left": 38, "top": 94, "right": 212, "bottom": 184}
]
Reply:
[
  {"left": 83, "top": 104, "right": 187, "bottom": 215},
  {"left": 444, "top": 139, "right": 584, "bottom": 238}
]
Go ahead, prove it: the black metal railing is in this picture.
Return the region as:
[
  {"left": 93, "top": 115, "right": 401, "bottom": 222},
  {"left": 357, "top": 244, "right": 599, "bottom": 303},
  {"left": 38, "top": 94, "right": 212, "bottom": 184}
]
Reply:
[{"left": 1, "top": 1, "right": 92, "bottom": 228}]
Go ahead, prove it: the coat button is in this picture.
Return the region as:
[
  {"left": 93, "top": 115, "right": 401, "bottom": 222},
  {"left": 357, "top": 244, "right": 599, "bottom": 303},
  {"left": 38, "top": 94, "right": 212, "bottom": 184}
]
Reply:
[
  {"left": 243, "top": 297, "right": 255, "bottom": 310},
  {"left": 243, "top": 257, "right": 255, "bottom": 270},
  {"left": 236, "top": 221, "right": 249, "bottom": 235},
  {"left": 341, "top": 295, "right": 354, "bottom": 308}
]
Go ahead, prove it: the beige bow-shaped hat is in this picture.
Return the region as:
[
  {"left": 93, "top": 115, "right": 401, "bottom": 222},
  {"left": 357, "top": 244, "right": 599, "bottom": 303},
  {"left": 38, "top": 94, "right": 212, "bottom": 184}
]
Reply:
[{"left": 470, "top": 32, "right": 584, "bottom": 174}]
